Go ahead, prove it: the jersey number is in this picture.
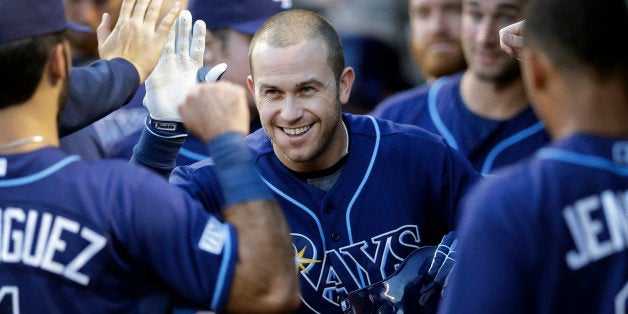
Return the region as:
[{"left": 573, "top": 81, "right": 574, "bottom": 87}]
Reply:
[{"left": 0, "top": 286, "right": 19, "bottom": 314}]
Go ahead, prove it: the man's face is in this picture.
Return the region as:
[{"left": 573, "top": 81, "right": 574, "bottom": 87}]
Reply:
[
  {"left": 461, "top": 0, "right": 523, "bottom": 83},
  {"left": 409, "top": 0, "right": 466, "bottom": 82},
  {"left": 248, "top": 38, "right": 351, "bottom": 172},
  {"left": 204, "top": 30, "right": 254, "bottom": 105},
  {"left": 62, "top": 0, "right": 122, "bottom": 61}
]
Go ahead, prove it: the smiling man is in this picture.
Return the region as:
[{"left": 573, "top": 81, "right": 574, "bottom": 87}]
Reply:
[{"left": 132, "top": 8, "right": 480, "bottom": 313}]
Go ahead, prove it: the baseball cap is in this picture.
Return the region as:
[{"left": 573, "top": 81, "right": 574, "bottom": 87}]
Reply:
[
  {"left": 189, "top": 0, "right": 292, "bottom": 35},
  {"left": 0, "top": 0, "right": 76, "bottom": 44}
]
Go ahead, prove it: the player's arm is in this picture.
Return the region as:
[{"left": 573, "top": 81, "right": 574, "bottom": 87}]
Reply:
[
  {"left": 58, "top": 0, "right": 180, "bottom": 137},
  {"left": 180, "top": 82, "right": 301, "bottom": 312}
]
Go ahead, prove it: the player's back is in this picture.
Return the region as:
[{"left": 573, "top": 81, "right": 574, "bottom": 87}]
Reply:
[
  {"left": 527, "top": 134, "right": 628, "bottom": 313},
  {"left": 0, "top": 147, "right": 187, "bottom": 313},
  {"left": 447, "top": 134, "right": 628, "bottom": 314}
]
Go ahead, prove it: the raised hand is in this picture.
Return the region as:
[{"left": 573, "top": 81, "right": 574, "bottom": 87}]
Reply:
[{"left": 97, "top": 0, "right": 181, "bottom": 83}]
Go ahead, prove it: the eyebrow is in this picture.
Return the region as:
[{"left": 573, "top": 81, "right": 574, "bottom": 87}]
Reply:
[
  {"left": 258, "top": 79, "right": 326, "bottom": 91},
  {"left": 466, "top": 0, "right": 521, "bottom": 11}
]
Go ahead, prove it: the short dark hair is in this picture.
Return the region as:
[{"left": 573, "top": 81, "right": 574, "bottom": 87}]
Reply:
[
  {"left": 249, "top": 9, "right": 345, "bottom": 82},
  {"left": 0, "top": 31, "right": 67, "bottom": 109},
  {"left": 525, "top": 0, "right": 627, "bottom": 79}
]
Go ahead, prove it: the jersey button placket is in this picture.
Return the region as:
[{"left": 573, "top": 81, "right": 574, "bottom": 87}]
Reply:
[{"left": 331, "top": 232, "right": 340, "bottom": 242}]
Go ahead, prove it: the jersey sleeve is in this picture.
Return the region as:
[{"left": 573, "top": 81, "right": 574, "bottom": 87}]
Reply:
[
  {"left": 439, "top": 171, "right": 540, "bottom": 314},
  {"left": 111, "top": 169, "right": 237, "bottom": 312},
  {"left": 60, "top": 58, "right": 140, "bottom": 137}
]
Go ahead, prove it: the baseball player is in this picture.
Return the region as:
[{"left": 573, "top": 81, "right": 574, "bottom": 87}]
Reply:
[
  {"left": 440, "top": 0, "right": 628, "bottom": 312},
  {"left": 132, "top": 9, "right": 480, "bottom": 313},
  {"left": 372, "top": 0, "right": 550, "bottom": 175},
  {"left": 0, "top": 0, "right": 299, "bottom": 312}
]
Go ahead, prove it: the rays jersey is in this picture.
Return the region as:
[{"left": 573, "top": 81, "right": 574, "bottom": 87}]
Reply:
[
  {"left": 0, "top": 147, "right": 237, "bottom": 313},
  {"left": 440, "top": 134, "right": 628, "bottom": 314},
  {"left": 169, "top": 114, "right": 479, "bottom": 313},
  {"left": 371, "top": 73, "right": 550, "bottom": 174}
]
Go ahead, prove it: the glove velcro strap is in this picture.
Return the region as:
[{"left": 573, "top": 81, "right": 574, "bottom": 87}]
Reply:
[
  {"left": 145, "top": 116, "right": 188, "bottom": 139},
  {"left": 208, "top": 132, "right": 274, "bottom": 208}
]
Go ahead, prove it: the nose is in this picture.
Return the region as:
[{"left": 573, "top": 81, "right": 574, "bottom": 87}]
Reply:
[
  {"left": 279, "top": 95, "right": 304, "bottom": 123},
  {"left": 427, "top": 9, "right": 447, "bottom": 36},
  {"left": 476, "top": 17, "right": 499, "bottom": 47}
]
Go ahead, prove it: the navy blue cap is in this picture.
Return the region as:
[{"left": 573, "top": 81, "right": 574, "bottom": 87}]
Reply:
[
  {"left": 189, "top": 0, "right": 291, "bottom": 35},
  {"left": 0, "top": 0, "right": 72, "bottom": 44}
]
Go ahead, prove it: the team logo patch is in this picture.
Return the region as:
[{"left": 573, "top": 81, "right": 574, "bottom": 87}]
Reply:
[{"left": 198, "top": 216, "right": 228, "bottom": 255}]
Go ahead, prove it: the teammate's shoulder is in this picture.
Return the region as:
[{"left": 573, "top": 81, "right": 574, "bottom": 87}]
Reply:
[{"left": 370, "top": 84, "right": 430, "bottom": 119}]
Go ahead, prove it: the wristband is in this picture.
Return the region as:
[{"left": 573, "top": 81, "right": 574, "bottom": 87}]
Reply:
[
  {"left": 208, "top": 132, "right": 274, "bottom": 208},
  {"left": 145, "top": 116, "right": 188, "bottom": 139}
]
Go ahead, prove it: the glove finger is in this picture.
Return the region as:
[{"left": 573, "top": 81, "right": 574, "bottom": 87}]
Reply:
[
  {"left": 191, "top": 20, "right": 206, "bottom": 66},
  {"left": 176, "top": 10, "right": 193, "bottom": 58},
  {"left": 428, "top": 231, "right": 456, "bottom": 276},
  {"left": 435, "top": 248, "right": 457, "bottom": 287}
]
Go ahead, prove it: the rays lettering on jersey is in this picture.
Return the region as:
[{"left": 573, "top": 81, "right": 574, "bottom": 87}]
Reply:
[
  {"left": 0, "top": 206, "right": 107, "bottom": 286},
  {"left": 563, "top": 189, "right": 628, "bottom": 270},
  {"left": 293, "top": 225, "right": 421, "bottom": 309}
]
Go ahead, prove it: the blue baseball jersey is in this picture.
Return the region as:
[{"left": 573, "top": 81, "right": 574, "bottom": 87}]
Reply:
[
  {"left": 0, "top": 147, "right": 238, "bottom": 313},
  {"left": 168, "top": 114, "right": 479, "bottom": 313},
  {"left": 440, "top": 134, "right": 628, "bottom": 314},
  {"left": 371, "top": 73, "right": 551, "bottom": 174}
]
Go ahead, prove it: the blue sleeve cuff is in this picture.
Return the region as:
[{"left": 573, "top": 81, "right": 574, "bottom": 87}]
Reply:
[{"left": 130, "top": 127, "right": 184, "bottom": 178}]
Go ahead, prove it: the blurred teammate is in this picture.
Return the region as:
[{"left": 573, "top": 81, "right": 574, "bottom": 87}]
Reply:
[
  {"left": 110, "top": 0, "right": 289, "bottom": 164},
  {"left": 441, "top": 0, "right": 628, "bottom": 312},
  {"left": 373, "top": 0, "right": 550, "bottom": 174},
  {"left": 371, "top": 0, "right": 466, "bottom": 114},
  {"left": 0, "top": 0, "right": 299, "bottom": 312},
  {"left": 132, "top": 9, "right": 480, "bottom": 313}
]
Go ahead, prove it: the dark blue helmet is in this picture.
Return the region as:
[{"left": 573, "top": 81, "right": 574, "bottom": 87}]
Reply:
[{"left": 340, "top": 232, "right": 458, "bottom": 314}]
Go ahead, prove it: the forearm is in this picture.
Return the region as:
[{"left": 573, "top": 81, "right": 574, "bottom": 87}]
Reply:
[
  {"left": 59, "top": 58, "right": 140, "bottom": 137},
  {"left": 209, "top": 133, "right": 300, "bottom": 312},
  {"left": 224, "top": 200, "right": 300, "bottom": 312}
]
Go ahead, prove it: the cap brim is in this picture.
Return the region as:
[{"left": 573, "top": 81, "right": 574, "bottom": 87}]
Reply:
[
  {"left": 67, "top": 22, "right": 93, "bottom": 33},
  {"left": 229, "top": 17, "right": 267, "bottom": 35}
]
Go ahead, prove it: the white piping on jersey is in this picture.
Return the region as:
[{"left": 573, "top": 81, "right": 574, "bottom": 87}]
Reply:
[
  {"left": 179, "top": 147, "right": 208, "bottom": 162},
  {"left": 536, "top": 148, "right": 628, "bottom": 175},
  {"left": 428, "top": 77, "right": 459, "bottom": 150},
  {"left": 260, "top": 176, "right": 328, "bottom": 253},
  {"left": 428, "top": 77, "right": 546, "bottom": 175},
  {"left": 345, "top": 115, "right": 380, "bottom": 288},
  {"left": 480, "top": 122, "right": 545, "bottom": 174},
  {"left": 211, "top": 230, "right": 233, "bottom": 312},
  {"left": 0, "top": 155, "right": 81, "bottom": 187}
]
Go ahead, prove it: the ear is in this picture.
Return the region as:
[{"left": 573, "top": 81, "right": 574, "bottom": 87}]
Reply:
[
  {"left": 48, "top": 43, "right": 68, "bottom": 83},
  {"left": 247, "top": 74, "right": 256, "bottom": 98},
  {"left": 338, "top": 67, "right": 355, "bottom": 105},
  {"left": 521, "top": 46, "right": 552, "bottom": 98}
]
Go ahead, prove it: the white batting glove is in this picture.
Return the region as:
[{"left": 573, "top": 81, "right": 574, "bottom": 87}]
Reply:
[{"left": 143, "top": 10, "right": 204, "bottom": 138}]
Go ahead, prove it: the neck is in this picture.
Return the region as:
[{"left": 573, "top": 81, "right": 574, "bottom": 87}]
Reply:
[
  {"left": 550, "top": 73, "right": 628, "bottom": 139},
  {"left": 460, "top": 71, "right": 529, "bottom": 120},
  {"left": 0, "top": 98, "right": 60, "bottom": 154}
]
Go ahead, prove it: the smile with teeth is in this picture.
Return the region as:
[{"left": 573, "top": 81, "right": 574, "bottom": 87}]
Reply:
[{"left": 283, "top": 124, "right": 312, "bottom": 136}]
